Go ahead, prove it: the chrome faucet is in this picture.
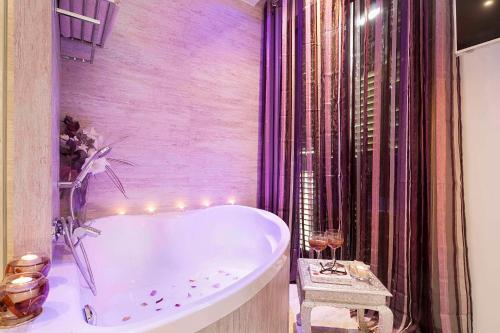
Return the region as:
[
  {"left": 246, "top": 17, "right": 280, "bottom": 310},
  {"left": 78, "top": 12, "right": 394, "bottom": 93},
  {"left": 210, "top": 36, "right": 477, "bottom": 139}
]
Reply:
[
  {"left": 55, "top": 145, "right": 112, "bottom": 296},
  {"left": 59, "top": 146, "right": 112, "bottom": 221}
]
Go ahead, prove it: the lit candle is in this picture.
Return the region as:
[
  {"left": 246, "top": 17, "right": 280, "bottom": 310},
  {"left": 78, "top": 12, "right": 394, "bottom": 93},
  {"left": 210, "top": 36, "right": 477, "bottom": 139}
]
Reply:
[
  {"left": 146, "top": 205, "right": 157, "bottom": 214},
  {"left": 202, "top": 199, "right": 211, "bottom": 208},
  {"left": 176, "top": 202, "right": 186, "bottom": 210},
  {"left": 20, "top": 254, "right": 38, "bottom": 261},
  {"left": 117, "top": 209, "right": 126, "bottom": 215},
  {"left": 10, "top": 276, "right": 33, "bottom": 285},
  {"left": 228, "top": 197, "right": 236, "bottom": 205}
]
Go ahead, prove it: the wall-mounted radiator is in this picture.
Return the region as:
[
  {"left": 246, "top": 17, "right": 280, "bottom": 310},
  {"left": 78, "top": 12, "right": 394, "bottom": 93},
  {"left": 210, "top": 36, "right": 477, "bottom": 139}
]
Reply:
[{"left": 57, "top": 0, "right": 120, "bottom": 64}]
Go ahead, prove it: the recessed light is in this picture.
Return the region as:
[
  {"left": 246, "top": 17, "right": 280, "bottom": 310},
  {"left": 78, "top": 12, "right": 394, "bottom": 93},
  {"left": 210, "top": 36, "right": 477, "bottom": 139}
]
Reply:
[
  {"left": 484, "top": 0, "right": 494, "bottom": 7},
  {"left": 146, "top": 205, "right": 157, "bottom": 214}
]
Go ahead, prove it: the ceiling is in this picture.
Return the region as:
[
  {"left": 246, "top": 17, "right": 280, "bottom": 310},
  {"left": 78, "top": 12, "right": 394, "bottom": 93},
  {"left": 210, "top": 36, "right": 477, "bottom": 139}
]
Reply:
[{"left": 456, "top": 0, "right": 500, "bottom": 50}]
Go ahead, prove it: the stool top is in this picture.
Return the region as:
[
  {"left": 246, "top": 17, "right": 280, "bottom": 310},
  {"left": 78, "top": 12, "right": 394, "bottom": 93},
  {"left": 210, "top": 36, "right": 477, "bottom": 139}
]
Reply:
[{"left": 298, "top": 258, "right": 392, "bottom": 297}]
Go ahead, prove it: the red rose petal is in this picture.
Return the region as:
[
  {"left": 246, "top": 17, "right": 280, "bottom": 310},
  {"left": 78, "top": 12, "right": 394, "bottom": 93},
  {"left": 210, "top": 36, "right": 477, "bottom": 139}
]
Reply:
[
  {"left": 191, "top": 285, "right": 197, "bottom": 288},
  {"left": 187, "top": 293, "right": 192, "bottom": 298},
  {"left": 150, "top": 290, "right": 157, "bottom": 296},
  {"left": 122, "top": 316, "right": 131, "bottom": 322},
  {"left": 175, "top": 304, "right": 181, "bottom": 307},
  {"left": 155, "top": 308, "right": 162, "bottom": 312},
  {"left": 212, "top": 283, "right": 221, "bottom": 288},
  {"left": 141, "top": 302, "right": 148, "bottom": 307},
  {"left": 156, "top": 298, "right": 164, "bottom": 304}
]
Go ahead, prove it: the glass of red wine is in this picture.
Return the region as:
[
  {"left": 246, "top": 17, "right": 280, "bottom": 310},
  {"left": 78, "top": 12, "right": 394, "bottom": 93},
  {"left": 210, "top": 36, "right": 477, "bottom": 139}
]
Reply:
[
  {"left": 308, "top": 231, "right": 328, "bottom": 259},
  {"left": 325, "top": 229, "right": 344, "bottom": 269}
]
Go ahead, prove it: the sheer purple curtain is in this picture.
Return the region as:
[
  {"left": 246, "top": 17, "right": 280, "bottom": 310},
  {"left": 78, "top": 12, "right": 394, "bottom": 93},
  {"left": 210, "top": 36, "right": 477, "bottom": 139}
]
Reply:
[
  {"left": 259, "top": 0, "right": 472, "bottom": 331},
  {"left": 259, "top": 0, "right": 302, "bottom": 279}
]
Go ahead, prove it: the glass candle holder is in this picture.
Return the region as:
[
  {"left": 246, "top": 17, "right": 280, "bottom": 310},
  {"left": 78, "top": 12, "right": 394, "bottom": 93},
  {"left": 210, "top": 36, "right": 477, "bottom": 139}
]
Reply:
[
  {"left": 5, "top": 253, "right": 51, "bottom": 277},
  {"left": 0, "top": 272, "right": 49, "bottom": 327}
]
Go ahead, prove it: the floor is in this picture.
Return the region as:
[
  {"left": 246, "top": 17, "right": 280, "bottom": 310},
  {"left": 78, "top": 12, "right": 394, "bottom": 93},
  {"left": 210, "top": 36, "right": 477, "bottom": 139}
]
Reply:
[{"left": 289, "top": 284, "right": 361, "bottom": 333}]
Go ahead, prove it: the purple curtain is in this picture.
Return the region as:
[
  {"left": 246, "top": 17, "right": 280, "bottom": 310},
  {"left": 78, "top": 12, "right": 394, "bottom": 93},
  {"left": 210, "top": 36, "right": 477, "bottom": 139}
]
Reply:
[
  {"left": 259, "top": 0, "right": 302, "bottom": 279},
  {"left": 259, "top": 0, "right": 472, "bottom": 331}
]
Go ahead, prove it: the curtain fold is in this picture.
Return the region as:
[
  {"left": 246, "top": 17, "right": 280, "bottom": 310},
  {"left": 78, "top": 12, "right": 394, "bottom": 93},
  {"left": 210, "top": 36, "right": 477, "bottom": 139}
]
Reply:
[{"left": 259, "top": 0, "right": 472, "bottom": 331}]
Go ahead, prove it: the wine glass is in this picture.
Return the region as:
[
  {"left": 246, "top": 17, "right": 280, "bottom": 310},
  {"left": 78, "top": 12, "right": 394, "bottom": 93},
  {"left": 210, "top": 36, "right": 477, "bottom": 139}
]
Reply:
[
  {"left": 308, "top": 231, "right": 328, "bottom": 259},
  {"left": 325, "top": 229, "right": 344, "bottom": 269}
]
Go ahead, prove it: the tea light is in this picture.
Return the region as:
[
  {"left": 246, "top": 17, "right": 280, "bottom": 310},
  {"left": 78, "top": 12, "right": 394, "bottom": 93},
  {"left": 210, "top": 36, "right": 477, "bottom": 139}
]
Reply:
[
  {"left": 0, "top": 272, "right": 49, "bottom": 328},
  {"left": 10, "top": 276, "right": 33, "bottom": 285},
  {"left": 20, "top": 254, "right": 38, "bottom": 261},
  {"left": 5, "top": 253, "right": 51, "bottom": 277},
  {"left": 227, "top": 197, "right": 236, "bottom": 205}
]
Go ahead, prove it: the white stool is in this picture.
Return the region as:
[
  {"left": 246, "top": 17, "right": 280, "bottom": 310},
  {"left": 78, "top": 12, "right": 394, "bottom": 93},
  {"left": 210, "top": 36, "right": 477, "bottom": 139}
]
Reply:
[{"left": 296, "top": 258, "right": 393, "bottom": 333}]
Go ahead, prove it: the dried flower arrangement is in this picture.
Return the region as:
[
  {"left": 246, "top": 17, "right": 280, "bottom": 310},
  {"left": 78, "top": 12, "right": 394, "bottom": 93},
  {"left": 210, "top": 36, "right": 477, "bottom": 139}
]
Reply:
[{"left": 60, "top": 115, "right": 132, "bottom": 198}]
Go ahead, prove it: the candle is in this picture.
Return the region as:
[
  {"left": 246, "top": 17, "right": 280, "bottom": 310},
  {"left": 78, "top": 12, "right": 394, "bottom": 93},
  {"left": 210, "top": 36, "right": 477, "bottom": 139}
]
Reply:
[
  {"left": 0, "top": 272, "right": 49, "bottom": 327},
  {"left": 5, "top": 253, "right": 51, "bottom": 277},
  {"left": 20, "top": 254, "right": 38, "bottom": 261},
  {"left": 10, "top": 276, "right": 33, "bottom": 285}
]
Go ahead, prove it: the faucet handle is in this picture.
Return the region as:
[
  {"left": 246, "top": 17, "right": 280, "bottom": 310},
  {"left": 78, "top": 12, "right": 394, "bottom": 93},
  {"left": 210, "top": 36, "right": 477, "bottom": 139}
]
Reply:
[{"left": 73, "top": 225, "right": 102, "bottom": 239}]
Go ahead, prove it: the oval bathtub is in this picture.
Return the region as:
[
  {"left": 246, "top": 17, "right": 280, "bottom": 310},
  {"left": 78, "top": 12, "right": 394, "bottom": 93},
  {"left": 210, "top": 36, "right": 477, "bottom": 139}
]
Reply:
[{"left": 17, "top": 205, "right": 290, "bottom": 333}]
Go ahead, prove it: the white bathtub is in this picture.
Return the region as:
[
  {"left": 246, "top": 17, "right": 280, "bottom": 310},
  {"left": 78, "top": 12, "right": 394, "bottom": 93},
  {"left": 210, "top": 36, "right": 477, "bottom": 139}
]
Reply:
[{"left": 11, "top": 205, "right": 290, "bottom": 333}]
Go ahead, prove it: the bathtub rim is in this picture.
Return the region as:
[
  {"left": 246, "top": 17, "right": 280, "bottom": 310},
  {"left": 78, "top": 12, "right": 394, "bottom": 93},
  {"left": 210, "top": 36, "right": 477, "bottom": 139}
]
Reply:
[{"left": 94, "top": 205, "right": 291, "bottom": 332}]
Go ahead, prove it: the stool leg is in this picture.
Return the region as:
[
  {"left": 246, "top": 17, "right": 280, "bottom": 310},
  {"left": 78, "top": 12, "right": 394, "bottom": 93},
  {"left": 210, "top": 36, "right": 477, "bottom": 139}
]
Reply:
[
  {"left": 378, "top": 306, "right": 394, "bottom": 333},
  {"left": 357, "top": 308, "right": 369, "bottom": 332},
  {"left": 300, "top": 302, "right": 313, "bottom": 333}
]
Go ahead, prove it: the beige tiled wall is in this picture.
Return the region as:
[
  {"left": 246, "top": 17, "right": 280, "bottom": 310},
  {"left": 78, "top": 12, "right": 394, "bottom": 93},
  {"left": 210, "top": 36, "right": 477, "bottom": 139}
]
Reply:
[
  {"left": 5, "top": 0, "right": 58, "bottom": 257},
  {"left": 61, "top": 0, "right": 263, "bottom": 218}
]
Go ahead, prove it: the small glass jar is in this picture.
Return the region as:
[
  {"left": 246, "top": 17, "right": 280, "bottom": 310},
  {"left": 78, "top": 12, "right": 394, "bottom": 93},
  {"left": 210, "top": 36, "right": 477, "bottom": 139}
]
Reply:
[
  {"left": 0, "top": 272, "right": 49, "bottom": 327},
  {"left": 4, "top": 253, "right": 51, "bottom": 277}
]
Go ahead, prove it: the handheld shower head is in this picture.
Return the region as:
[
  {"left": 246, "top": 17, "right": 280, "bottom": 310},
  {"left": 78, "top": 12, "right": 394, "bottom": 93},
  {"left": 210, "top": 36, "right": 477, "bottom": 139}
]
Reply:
[
  {"left": 96, "top": 146, "right": 112, "bottom": 158},
  {"left": 74, "top": 146, "right": 112, "bottom": 184}
]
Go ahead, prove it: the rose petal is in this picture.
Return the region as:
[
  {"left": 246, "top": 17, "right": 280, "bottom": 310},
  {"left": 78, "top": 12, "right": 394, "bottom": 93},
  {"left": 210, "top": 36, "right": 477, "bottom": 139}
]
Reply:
[
  {"left": 150, "top": 290, "right": 157, "bottom": 296},
  {"left": 122, "top": 316, "right": 131, "bottom": 322},
  {"left": 175, "top": 304, "right": 181, "bottom": 307},
  {"left": 141, "top": 302, "right": 148, "bottom": 307},
  {"left": 212, "top": 283, "right": 221, "bottom": 288},
  {"left": 155, "top": 308, "right": 162, "bottom": 312},
  {"left": 189, "top": 279, "right": 195, "bottom": 283},
  {"left": 191, "top": 285, "right": 197, "bottom": 288},
  {"left": 156, "top": 298, "right": 164, "bottom": 304},
  {"left": 187, "top": 293, "right": 192, "bottom": 298}
]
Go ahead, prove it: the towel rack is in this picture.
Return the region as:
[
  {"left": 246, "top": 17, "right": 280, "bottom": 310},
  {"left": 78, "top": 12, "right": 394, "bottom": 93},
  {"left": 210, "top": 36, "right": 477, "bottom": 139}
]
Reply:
[{"left": 57, "top": 0, "right": 120, "bottom": 64}]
